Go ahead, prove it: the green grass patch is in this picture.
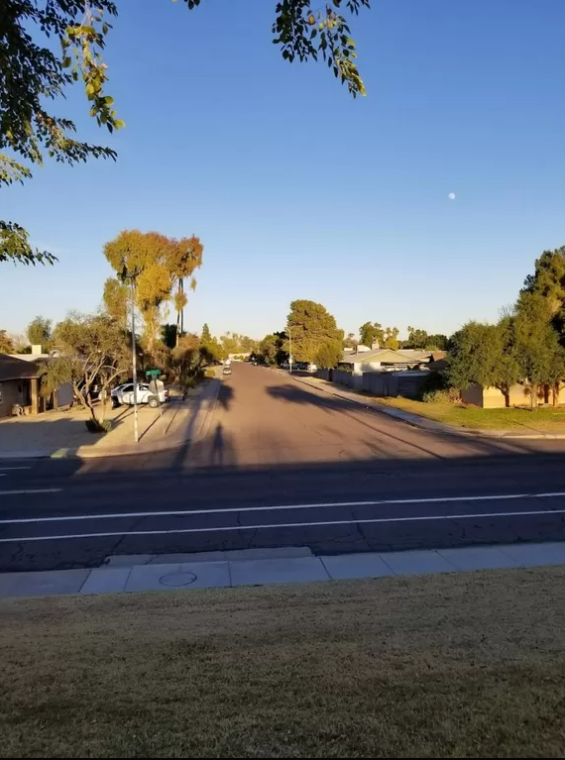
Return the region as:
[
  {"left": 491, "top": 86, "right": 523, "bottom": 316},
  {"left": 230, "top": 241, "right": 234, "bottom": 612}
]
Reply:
[
  {"left": 3, "top": 569, "right": 565, "bottom": 757},
  {"left": 375, "top": 396, "right": 565, "bottom": 431}
]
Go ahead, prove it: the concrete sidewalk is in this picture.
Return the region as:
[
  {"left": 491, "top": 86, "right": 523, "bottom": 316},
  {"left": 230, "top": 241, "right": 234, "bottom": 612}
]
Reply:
[
  {"left": 0, "top": 378, "right": 221, "bottom": 460},
  {"left": 286, "top": 371, "right": 565, "bottom": 440},
  {"left": 2, "top": 541, "right": 565, "bottom": 598}
]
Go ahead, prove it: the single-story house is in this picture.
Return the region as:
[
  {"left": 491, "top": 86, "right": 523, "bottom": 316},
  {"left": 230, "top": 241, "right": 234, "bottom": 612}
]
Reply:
[
  {"left": 0, "top": 354, "right": 72, "bottom": 418},
  {"left": 339, "top": 348, "right": 430, "bottom": 375}
]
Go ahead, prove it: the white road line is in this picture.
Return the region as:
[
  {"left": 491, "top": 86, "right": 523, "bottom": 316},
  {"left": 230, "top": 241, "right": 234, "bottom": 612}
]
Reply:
[
  {"left": 0, "top": 488, "right": 62, "bottom": 496},
  {"left": 2, "top": 507, "right": 565, "bottom": 543},
  {"left": 2, "top": 490, "right": 565, "bottom": 525}
]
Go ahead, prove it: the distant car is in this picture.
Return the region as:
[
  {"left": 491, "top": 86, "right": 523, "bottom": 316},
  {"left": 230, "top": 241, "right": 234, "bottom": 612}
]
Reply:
[
  {"left": 307, "top": 363, "right": 317, "bottom": 373},
  {"left": 113, "top": 383, "right": 168, "bottom": 409},
  {"left": 223, "top": 365, "right": 232, "bottom": 376},
  {"left": 280, "top": 362, "right": 289, "bottom": 369}
]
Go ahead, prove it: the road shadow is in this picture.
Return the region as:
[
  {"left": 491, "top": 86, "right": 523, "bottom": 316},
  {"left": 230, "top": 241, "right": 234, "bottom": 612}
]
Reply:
[
  {"left": 218, "top": 385, "right": 234, "bottom": 411},
  {"left": 208, "top": 422, "right": 236, "bottom": 466},
  {"left": 266, "top": 384, "right": 531, "bottom": 458},
  {"left": 0, "top": 415, "right": 126, "bottom": 455}
]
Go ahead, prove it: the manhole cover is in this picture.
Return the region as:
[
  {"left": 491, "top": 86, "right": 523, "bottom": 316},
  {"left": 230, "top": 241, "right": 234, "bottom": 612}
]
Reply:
[{"left": 159, "top": 572, "right": 197, "bottom": 587}]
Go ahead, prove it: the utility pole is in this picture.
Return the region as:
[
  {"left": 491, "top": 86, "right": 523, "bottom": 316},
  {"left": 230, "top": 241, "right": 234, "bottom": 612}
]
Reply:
[{"left": 129, "top": 276, "right": 139, "bottom": 444}]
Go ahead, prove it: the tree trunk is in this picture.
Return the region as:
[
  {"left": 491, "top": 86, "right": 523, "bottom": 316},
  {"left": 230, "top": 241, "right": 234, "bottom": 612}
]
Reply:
[
  {"left": 503, "top": 389, "right": 510, "bottom": 408},
  {"left": 553, "top": 383, "right": 559, "bottom": 408},
  {"left": 180, "top": 278, "right": 185, "bottom": 337},
  {"left": 175, "top": 279, "right": 181, "bottom": 347},
  {"left": 530, "top": 382, "right": 538, "bottom": 410}
]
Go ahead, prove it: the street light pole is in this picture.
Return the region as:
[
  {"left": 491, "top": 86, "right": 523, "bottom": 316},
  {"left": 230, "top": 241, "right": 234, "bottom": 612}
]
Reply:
[
  {"left": 288, "top": 321, "right": 292, "bottom": 374},
  {"left": 130, "top": 277, "right": 139, "bottom": 444}
]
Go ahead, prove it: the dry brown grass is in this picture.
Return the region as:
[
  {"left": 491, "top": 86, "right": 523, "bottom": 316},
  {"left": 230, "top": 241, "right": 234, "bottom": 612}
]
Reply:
[{"left": 2, "top": 569, "right": 565, "bottom": 758}]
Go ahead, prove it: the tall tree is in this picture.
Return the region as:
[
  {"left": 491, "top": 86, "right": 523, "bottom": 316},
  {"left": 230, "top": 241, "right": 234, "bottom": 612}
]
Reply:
[
  {"left": 103, "top": 277, "right": 129, "bottom": 326},
  {"left": 1, "top": 1, "right": 368, "bottom": 266},
  {"left": 359, "top": 321, "right": 384, "bottom": 348},
  {"left": 167, "top": 236, "right": 203, "bottom": 345},
  {"left": 343, "top": 332, "right": 358, "bottom": 349},
  {"left": 258, "top": 334, "right": 279, "bottom": 365},
  {"left": 0, "top": 330, "right": 15, "bottom": 354},
  {"left": 315, "top": 340, "right": 343, "bottom": 369},
  {"left": 104, "top": 230, "right": 172, "bottom": 352},
  {"left": 382, "top": 327, "right": 400, "bottom": 350},
  {"left": 201, "top": 324, "right": 212, "bottom": 344},
  {"left": 404, "top": 326, "right": 429, "bottom": 349},
  {"left": 513, "top": 293, "right": 565, "bottom": 409},
  {"left": 288, "top": 299, "right": 343, "bottom": 362},
  {"left": 26, "top": 315, "right": 52, "bottom": 348},
  {"left": 447, "top": 321, "right": 521, "bottom": 407}
]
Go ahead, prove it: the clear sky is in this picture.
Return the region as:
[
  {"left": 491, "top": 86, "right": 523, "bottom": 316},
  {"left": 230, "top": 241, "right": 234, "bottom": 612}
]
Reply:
[{"left": 3, "top": 0, "right": 565, "bottom": 342}]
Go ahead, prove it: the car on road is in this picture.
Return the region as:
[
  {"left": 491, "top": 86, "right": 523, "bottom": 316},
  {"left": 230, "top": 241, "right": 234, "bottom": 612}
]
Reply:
[
  {"left": 223, "top": 365, "right": 232, "bottom": 376},
  {"left": 112, "top": 383, "right": 169, "bottom": 408}
]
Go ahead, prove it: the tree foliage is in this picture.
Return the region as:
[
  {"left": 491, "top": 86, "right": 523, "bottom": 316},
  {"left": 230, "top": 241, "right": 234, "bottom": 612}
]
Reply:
[
  {"left": 0, "top": 330, "right": 15, "bottom": 354},
  {"left": 104, "top": 230, "right": 174, "bottom": 351},
  {"left": 359, "top": 321, "right": 383, "bottom": 348},
  {"left": 44, "top": 312, "right": 129, "bottom": 426},
  {"left": 1, "top": 0, "right": 122, "bottom": 265},
  {"left": 447, "top": 322, "right": 517, "bottom": 402},
  {"left": 2, "top": 0, "right": 368, "bottom": 266},
  {"left": 288, "top": 299, "right": 343, "bottom": 362},
  {"left": 167, "top": 236, "right": 203, "bottom": 343},
  {"left": 26, "top": 315, "right": 52, "bottom": 348},
  {"left": 220, "top": 332, "right": 258, "bottom": 356},
  {"left": 513, "top": 293, "right": 565, "bottom": 409},
  {"left": 343, "top": 332, "right": 357, "bottom": 349},
  {"left": 103, "top": 277, "right": 129, "bottom": 325},
  {"left": 258, "top": 334, "right": 279, "bottom": 364},
  {"left": 315, "top": 339, "right": 342, "bottom": 369},
  {"left": 403, "top": 327, "right": 448, "bottom": 351}
]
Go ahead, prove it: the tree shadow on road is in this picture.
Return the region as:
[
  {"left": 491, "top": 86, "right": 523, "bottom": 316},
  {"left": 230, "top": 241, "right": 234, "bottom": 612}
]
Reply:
[{"left": 266, "top": 383, "right": 539, "bottom": 459}]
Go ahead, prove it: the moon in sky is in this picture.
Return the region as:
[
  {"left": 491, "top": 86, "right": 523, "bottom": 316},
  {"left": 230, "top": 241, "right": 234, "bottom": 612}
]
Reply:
[{"left": 448, "top": 192, "right": 456, "bottom": 200}]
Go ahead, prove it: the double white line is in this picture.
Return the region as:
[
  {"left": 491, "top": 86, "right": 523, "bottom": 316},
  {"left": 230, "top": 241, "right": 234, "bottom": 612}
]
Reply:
[{"left": 1, "top": 491, "right": 565, "bottom": 542}]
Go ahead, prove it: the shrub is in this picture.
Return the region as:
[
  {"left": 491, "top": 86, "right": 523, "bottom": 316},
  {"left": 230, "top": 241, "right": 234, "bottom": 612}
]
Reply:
[
  {"left": 85, "top": 418, "right": 113, "bottom": 434},
  {"left": 419, "top": 371, "right": 460, "bottom": 404},
  {"left": 422, "top": 388, "right": 460, "bottom": 404}
]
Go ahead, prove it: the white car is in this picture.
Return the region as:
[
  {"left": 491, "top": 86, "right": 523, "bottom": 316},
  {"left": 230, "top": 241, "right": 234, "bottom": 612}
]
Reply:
[{"left": 113, "top": 383, "right": 169, "bottom": 409}]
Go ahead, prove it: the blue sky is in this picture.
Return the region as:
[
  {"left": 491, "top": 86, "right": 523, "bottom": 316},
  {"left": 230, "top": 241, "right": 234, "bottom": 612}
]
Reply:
[{"left": 3, "top": 0, "right": 565, "bottom": 341}]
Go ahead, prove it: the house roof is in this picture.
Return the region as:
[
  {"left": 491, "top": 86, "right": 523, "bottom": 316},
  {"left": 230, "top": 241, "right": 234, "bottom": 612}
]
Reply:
[
  {"left": 340, "top": 348, "right": 424, "bottom": 365},
  {"left": 0, "top": 354, "right": 43, "bottom": 382}
]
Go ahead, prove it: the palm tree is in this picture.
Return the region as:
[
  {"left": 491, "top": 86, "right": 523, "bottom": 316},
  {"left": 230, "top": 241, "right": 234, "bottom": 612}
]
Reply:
[{"left": 168, "top": 236, "right": 204, "bottom": 346}]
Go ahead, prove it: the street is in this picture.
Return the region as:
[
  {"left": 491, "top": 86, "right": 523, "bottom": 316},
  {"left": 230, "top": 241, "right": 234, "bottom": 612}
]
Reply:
[{"left": 2, "top": 363, "right": 565, "bottom": 572}]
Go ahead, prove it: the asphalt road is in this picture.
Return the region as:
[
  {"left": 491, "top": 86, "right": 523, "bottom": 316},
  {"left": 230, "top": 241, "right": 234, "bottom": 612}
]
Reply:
[{"left": 2, "top": 363, "right": 565, "bottom": 572}]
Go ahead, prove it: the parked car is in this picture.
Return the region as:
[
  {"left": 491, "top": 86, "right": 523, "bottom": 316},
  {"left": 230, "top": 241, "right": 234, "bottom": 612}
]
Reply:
[
  {"left": 223, "top": 365, "right": 232, "bottom": 376},
  {"left": 307, "top": 363, "right": 317, "bottom": 373},
  {"left": 113, "top": 383, "right": 169, "bottom": 408}
]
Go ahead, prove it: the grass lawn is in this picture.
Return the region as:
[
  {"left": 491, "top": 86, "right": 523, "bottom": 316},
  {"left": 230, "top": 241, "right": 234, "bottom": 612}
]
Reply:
[
  {"left": 374, "top": 396, "right": 565, "bottom": 431},
  {"left": 3, "top": 570, "right": 565, "bottom": 758}
]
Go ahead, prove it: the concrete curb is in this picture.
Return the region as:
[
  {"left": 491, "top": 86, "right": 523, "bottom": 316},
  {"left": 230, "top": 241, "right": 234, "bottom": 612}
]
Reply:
[
  {"left": 282, "top": 371, "right": 565, "bottom": 440},
  {"left": 2, "top": 541, "right": 565, "bottom": 598},
  {"left": 0, "top": 379, "right": 222, "bottom": 461}
]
